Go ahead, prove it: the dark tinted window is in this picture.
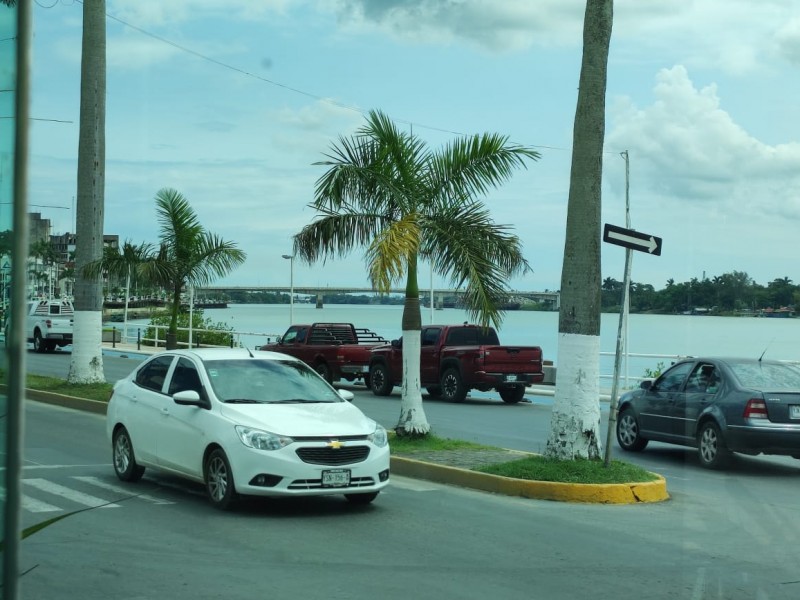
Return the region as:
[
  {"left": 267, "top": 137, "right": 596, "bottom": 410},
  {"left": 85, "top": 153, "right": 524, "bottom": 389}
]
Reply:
[
  {"left": 421, "top": 328, "right": 441, "bottom": 346},
  {"left": 654, "top": 362, "right": 693, "bottom": 392},
  {"left": 135, "top": 355, "right": 175, "bottom": 393},
  {"left": 168, "top": 357, "right": 203, "bottom": 395}
]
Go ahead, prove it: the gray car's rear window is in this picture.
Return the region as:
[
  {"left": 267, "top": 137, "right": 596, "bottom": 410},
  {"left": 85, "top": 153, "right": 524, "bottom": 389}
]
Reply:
[{"left": 728, "top": 361, "right": 800, "bottom": 390}]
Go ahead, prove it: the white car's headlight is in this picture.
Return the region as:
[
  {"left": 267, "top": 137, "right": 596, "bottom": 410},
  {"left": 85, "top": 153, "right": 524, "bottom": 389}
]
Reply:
[
  {"left": 235, "top": 425, "right": 294, "bottom": 451},
  {"left": 367, "top": 424, "right": 388, "bottom": 448}
]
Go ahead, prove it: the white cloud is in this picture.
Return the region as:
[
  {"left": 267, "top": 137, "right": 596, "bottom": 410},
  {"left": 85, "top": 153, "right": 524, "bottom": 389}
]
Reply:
[
  {"left": 607, "top": 66, "right": 800, "bottom": 214},
  {"left": 323, "top": 0, "right": 582, "bottom": 52},
  {"left": 774, "top": 17, "right": 800, "bottom": 66},
  {"left": 108, "top": 0, "right": 294, "bottom": 28}
]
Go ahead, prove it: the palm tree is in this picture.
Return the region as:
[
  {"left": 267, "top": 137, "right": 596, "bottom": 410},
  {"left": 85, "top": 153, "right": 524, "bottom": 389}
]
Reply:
[
  {"left": 142, "top": 188, "right": 246, "bottom": 349},
  {"left": 68, "top": 0, "right": 106, "bottom": 385},
  {"left": 545, "top": 0, "right": 613, "bottom": 460},
  {"left": 294, "top": 109, "right": 538, "bottom": 436},
  {"left": 82, "top": 240, "right": 155, "bottom": 342}
]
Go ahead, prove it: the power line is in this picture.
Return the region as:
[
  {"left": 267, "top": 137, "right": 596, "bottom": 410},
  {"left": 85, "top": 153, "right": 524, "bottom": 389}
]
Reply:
[{"left": 53, "top": 0, "right": 569, "bottom": 148}]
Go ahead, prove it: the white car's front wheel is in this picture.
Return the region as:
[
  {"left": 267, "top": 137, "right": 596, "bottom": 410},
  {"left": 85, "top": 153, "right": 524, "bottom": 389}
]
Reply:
[
  {"left": 205, "top": 448, "right": 239, "bottom": 510},
  {"left": 345, "top": 491, "right": 379, "bottom": 505}
]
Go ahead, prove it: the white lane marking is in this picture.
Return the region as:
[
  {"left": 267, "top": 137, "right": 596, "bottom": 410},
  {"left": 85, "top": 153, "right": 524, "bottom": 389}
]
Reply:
[
  {"left": 21, "top": 495, "right": 62, "bottom": 513},
  {"left": 0, "top": 487, "right": 61, "bottom": 513},
  {"left": 73, "top": 476, "right": 176, "bottom": 505},
  {"left": 24, "top": 478, "right": 120, "bottom": 508}
]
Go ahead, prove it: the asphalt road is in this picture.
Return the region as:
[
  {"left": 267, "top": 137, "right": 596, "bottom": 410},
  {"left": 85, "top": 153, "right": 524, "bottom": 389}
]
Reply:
[
  {"left": 9, "top": 348, "right": 800, "bottom": 599},
  {"left": 17, "top": 400, "right": 800, "bottom": 600}
]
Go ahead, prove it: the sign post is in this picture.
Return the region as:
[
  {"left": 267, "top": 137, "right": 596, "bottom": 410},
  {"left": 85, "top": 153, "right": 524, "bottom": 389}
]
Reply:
[{"left": 603, "top": 222, "right": 662, "bottom": 467}]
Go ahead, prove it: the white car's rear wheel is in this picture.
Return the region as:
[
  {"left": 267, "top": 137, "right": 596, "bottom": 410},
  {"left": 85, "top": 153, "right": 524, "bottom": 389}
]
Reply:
[{"left": 112, "top": 427, "right": 145, "bottom": 482}]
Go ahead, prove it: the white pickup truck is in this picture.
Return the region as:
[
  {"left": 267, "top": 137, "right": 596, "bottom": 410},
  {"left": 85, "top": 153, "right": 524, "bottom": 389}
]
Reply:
[{"left": 24, "top": 298, "right": 74, "bottom": 352}]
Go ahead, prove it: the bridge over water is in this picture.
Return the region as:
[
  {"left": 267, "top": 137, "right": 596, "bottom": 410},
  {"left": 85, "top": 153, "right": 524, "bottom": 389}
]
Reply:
[{"left": 199, "top": 286, "right": 560, "bottom": 310}]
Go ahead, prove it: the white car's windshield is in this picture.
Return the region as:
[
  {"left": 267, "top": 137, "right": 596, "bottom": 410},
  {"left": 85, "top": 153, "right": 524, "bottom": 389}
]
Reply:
[{"left": 203, "top": 359, "right": 343, "bottom": 404}]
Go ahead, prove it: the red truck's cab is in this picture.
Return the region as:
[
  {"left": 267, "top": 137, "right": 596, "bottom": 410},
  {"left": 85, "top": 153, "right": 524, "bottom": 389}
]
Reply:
[
  {"left": 369, "top": 324, "right": 544, "bottom": 403},
  {"left": 259, "top": 323, "right": 386, "bottom": 386}
]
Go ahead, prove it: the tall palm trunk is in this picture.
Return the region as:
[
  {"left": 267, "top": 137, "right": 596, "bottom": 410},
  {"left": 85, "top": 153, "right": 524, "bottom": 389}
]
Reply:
[
  {"left": 546, "top": 0, "right": 613, "bottom": 460},
  {"left": 68, "top": 0, "right": 106, "bottom": 384},
  {"left": 397, "top": 254, "right": 430, "bottom": 435}
]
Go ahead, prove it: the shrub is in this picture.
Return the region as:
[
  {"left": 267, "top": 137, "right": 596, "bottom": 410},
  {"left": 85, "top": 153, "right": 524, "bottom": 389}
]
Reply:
[{"left": 144, "top": 309, "right": 236, "bottom": 348}]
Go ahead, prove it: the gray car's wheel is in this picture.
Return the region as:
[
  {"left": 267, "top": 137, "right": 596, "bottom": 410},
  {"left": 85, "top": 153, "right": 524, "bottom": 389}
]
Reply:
[
  {"left": 370, "top": 363, "right": 393, "bottom": 396},
  {"left": 616, "top": 408, "right": 649, "bottom": 451},
  {"left": 499, "top": 385, "right": 526, "bottom": 404},
  {"left": 33, "top": 329, "right": 46, "bottom": 353},
  {"left": 205, "top": 448, "right": 239, "bottom": 510},
  {"left": 698, "top": 421, "right": 729, "bottom": 469},
  {"left": 112, "top": 427, "right": 145, "bottom": 482},
  {"left": 440, "top": 367, "right": 467, "bottom": 403},
  {"left": 345, "top": 491, "right": 379, "bottom": 505}
]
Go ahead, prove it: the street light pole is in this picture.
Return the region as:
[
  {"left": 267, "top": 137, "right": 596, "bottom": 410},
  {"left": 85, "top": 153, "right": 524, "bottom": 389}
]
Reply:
[{"left": 281, "top": 254, "right": 294, "bottom": 325}]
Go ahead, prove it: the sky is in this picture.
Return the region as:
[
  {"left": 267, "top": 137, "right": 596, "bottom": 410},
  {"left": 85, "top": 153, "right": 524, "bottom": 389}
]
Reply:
[{"left": 17, "top": 0, "right": 800, "bottom": 294}]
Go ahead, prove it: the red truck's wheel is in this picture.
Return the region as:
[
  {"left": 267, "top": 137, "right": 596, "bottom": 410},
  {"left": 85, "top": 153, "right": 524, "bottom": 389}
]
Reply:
[
  {"left": 369, "top": 363, "right": 393, "bottom": 396},
  {"left": 440, "top": 368, "right": 467, "bottom": 403},
  {"left": 499, "top": 385, "right": 526, "bottom": 404},
  {"left": 314, "top": 361, "right": 333, "bottom": 383}
]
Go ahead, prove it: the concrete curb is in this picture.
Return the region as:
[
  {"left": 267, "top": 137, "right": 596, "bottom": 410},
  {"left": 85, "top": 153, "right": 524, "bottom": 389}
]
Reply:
[
  {"left": 16, "top": 389, "right": 669, "bottom": 505},
  {"left": 391, "top": 456, "right": 669, "bottom": 504}
]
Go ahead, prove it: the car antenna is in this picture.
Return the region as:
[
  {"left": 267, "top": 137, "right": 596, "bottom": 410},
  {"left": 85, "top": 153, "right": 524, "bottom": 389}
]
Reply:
[
  {"left": 246, "top": 346, "right": 254, "bottom": 358},
  {"left": 758, "top": 339, "right": 774, "bottom": 362}
]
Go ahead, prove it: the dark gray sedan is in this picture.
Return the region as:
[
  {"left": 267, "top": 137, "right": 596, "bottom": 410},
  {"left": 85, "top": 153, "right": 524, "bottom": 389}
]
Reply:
[{"left": 616, "top": 357, "right": 800, "bottom": 468}]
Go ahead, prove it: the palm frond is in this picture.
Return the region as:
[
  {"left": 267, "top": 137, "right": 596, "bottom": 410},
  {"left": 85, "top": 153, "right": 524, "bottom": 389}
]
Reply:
[
  {"left": 294, "top": 211, "right": 390, "bottom": 263},
  {"left": 365, "top": 214, "right": 421, "bottom": 291},
  {"left": 426, "top": 133, "right": 540, "bottom": 204},
  {"left": 421, "top": 203, "right": 531, "bottom": 328}
]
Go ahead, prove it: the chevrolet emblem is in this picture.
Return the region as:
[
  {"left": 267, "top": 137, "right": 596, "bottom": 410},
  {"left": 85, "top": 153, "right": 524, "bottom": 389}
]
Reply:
[{"left": 327, "top": 440, "right": 343, "bottom": 449}]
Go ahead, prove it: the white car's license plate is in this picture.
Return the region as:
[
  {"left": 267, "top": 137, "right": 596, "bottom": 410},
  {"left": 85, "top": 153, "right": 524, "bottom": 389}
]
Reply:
[
  {"left": 322, "top": 469, "right": 351, "bottom": 487},
  {"left": 505, "top": 374, "right": 517, "bottom": 382},
  {"left": 790, "top": 405, "right": 800, "bottom": 419}
]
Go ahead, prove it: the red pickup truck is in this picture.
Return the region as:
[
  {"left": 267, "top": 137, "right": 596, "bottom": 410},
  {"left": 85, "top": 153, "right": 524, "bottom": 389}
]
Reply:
[
  {"left": 259, "top": 322, "right": 387, "bottom": 386},
  {"left": 368, "top": 324, "right": 544, "bottom": 404}
]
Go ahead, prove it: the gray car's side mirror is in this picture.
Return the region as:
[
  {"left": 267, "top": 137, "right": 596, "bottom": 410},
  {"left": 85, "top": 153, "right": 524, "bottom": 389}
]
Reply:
[{"left": 338, "top": 389, "right": 355, "bottom": 402}]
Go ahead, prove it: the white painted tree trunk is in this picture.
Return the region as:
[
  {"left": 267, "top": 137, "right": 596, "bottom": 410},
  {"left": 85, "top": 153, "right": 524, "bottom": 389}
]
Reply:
[
  {"left": 67, "top": 0, "right": 106, "bottom": 385},
  {"left": 69, "top": 311, "right": 104, "bottom": 383},
  {"left": 546, "top": 333, "right": 602, "bottom": 459},
  {"left": 396, "top": 330, "right": 430, "bottom": 435},
  {"left": 545, "top": 0, "right": 612, "bottom": 461}
]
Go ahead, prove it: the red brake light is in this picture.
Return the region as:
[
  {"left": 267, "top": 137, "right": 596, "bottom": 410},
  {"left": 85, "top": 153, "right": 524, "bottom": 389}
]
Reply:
[{"left": 743, "top": 398, "right": 768, "bottom": 419}]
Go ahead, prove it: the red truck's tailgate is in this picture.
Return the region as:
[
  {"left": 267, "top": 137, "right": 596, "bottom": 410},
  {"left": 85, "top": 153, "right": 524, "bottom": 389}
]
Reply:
[{"left": 481, "top": 345, "right": 543, "bottom": 373}]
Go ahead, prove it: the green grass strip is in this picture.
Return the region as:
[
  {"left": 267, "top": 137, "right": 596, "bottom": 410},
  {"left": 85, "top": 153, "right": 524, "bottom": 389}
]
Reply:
[{"left": 477, "top": 456, "right": 659, "bottom": 484}]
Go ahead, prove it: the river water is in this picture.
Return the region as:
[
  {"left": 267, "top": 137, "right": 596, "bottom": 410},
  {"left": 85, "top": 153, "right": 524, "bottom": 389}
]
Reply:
[{"left": 127, "top": 303, "right": 800, "bottom": 384}]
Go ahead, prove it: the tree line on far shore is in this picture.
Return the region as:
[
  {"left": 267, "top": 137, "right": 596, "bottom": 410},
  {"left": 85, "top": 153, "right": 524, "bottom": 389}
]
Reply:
[{"left": 601, "top": 271, "right": 797, "bottom": 314}]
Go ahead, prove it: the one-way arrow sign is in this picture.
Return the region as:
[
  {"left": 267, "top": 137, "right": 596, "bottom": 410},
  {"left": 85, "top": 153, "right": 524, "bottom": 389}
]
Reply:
[{"left": 603, "top": 223, "right": 662, "bottom": 256}]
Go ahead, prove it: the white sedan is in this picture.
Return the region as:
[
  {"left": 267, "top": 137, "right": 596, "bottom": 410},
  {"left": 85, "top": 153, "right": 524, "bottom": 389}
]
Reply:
[{"left": 106, "top": 348, "right": 390, "bottom": 509}]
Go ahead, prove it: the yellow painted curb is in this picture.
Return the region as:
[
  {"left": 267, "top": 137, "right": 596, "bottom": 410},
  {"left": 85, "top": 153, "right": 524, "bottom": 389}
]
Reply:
[{"left": 391, "top": 456, "right": 669, "bottom": 504}]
